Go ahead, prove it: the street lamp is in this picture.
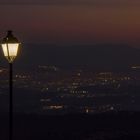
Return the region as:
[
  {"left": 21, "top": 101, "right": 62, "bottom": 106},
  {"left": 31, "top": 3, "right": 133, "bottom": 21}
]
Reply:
[{"left": 1, "top": 30, "right": 20, "bottom": 140}]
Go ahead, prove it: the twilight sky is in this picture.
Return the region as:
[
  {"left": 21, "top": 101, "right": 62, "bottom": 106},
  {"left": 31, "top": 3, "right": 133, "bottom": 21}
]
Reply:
[
  {"left": 0, "top": 0, "right": 140, "bottom": 46},
  {"left": 0, "top": 0, "right": 140, "bottom": 68}
]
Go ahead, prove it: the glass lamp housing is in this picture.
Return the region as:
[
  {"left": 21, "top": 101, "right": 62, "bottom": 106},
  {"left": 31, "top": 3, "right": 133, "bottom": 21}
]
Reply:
[{"left": 1, "top": 31, "right": 20, "bottom": 63}]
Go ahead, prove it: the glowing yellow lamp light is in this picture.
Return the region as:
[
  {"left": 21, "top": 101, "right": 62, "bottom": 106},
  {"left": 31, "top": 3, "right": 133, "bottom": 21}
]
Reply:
[{"left": 1, "top": 31, "right": 20, "bottom": 63}]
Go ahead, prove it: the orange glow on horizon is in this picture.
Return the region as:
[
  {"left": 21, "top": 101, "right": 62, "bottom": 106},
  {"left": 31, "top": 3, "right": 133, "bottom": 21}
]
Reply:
[{"left": 0, "top": 5, "right": 140, "bottom": 44}]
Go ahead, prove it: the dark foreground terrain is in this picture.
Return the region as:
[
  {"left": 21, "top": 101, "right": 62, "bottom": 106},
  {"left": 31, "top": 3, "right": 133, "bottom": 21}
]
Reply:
[{"left": 1, "top": 111, "right": 140, "bottom": 140}]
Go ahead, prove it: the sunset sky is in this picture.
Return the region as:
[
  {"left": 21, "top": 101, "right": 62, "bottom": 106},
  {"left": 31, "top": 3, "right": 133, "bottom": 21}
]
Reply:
[
  {"left": 0, "top": 0, "right": 140, "bottom": 68},
  {"left": 0, "top": 0, "right": 140, "bottom": 46}
]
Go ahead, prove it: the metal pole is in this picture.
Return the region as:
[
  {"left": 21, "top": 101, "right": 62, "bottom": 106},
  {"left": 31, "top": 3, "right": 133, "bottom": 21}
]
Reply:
[{"left": 9, "top": 63, "right": 13, "bottom": 140}]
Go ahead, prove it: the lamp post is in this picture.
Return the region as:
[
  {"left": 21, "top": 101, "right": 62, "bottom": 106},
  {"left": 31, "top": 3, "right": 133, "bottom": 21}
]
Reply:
[{"left": 1, "top": 31, "right": 20, "bottom": 140}]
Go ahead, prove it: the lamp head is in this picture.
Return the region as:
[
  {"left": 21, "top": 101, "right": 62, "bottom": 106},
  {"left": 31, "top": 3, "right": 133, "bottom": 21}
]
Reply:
[{"left": 1, "top": 31, "right": 20, "bottom": 63}]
